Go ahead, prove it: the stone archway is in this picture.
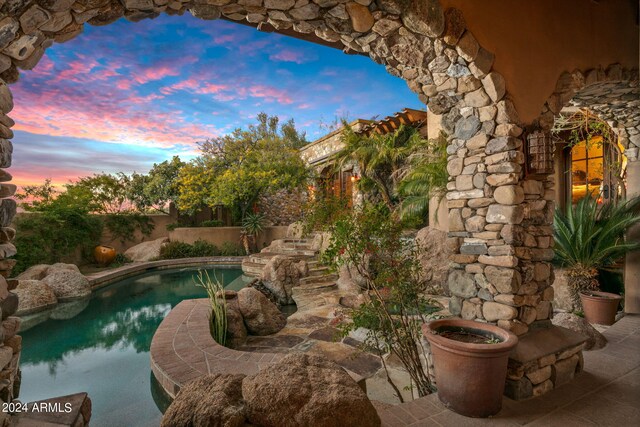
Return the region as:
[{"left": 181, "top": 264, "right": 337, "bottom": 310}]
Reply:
[
  {"left": 538, "top": 67, "right": 640, "bottom": 314},
  {"left": 0, "top": 0, "right": 636, "bottom": 407}
]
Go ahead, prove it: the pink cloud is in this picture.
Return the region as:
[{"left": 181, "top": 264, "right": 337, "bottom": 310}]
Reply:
[
  {"left": 247, "top": 85, "right": 293, "bottom": 104},
  {"left": 269, "top": 49, "right": 314, "bottom": 64}
]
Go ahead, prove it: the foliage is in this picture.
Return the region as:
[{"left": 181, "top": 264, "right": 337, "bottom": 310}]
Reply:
[
  {"left": 127, "top": 156, "right": 185, "bottom": 214},
  {"left": 158, "top": 239, "right": 244, "bottom": 259},
  {"left": 398, "top": 132, "right": 448, "bottom": 222},
  {"left": 103, "top": 213, "right": 155, "bottom": 244},
  {"left": 337, "top": 123, "right": 422, "bottom": 210},
  {"left": 195, "top": 270, "right": 227, "bottom": 346},
  {"left": 12, "top": 198, "right": 103, "bottom": 275},
  {"left": 323, "top": 203, "right": 437, "bottom": 399},
  {"left": 553, "top": 195, "right": 640, "bottom": 308},
  {"left": 110, "top": 253, "right": 133, "bottom": 268},
  {"left": 240, "top": 212, "right": 266, "bottom": 254},
  {"left": 552, "top": 109, "right": 614, "bottom": 148},
  {"left": 177, "top": 113, "right": 309, "bottom": 220},
  {"left": 200, "top": 220, "right": 224, "bottom": 227},
  {"left": 302, "top": 194, "right": 351, "bottom": 234},
  {"left": 67, "top": 173, "right": 132, "bottom": 214}
]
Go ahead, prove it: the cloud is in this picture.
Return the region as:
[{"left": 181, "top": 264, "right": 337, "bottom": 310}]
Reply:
[{"left": 269, "top": 48, "right": 317, "bottom": 64}]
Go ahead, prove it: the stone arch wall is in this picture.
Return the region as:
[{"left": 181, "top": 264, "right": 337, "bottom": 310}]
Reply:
[
  {"left": 537, "top": 66, "right": 640, "bottom": 161},
  {"left": 0, "top": 1, "right": 555, "bottom": 340}
]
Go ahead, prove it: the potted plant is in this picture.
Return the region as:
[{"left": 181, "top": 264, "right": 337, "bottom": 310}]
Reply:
[
  {"left": 423, "top": 319, "right": 518, "bottom": 418},
  {"left": 554, "top": 195, "right": 640, "bottom": 325}
]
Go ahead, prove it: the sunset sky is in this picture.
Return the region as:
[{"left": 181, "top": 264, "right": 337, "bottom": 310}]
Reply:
[{"left": 10, "top": 14, "right": 422, "bottom": 188}]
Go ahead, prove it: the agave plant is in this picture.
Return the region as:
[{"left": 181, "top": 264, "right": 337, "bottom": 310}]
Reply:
[
  {"left": 241, "top": 212, "right": 266, "bottom": 254},
  {"left": 553, "top": 195, "right": 640, "bottom": 308}
]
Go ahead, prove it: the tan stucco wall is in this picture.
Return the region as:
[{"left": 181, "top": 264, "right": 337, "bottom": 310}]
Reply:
[
  {"left": 442, "top": 0, "right": 639, "bottom": 123},
  {"left": 169, "top": 226, "right": 288, "bottom": 250}
]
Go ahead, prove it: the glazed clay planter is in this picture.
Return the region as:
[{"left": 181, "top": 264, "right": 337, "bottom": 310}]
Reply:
[
  {"left": 580, "top": 291, "right": 622, "bottom": 326},
  {"left": 423, "top": 319, "right": 518, "bottom": 418},
  {"left": 94, "top": 245, "right": 117, "bottom": 267}
]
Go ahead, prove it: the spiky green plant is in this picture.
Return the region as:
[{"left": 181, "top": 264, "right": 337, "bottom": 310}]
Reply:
[
  {"left": 553, "top": 195, "right": 640, "bottom": 308},
  {"left": 195, "top": 271, "right": 227, "bottom": 345},
  {"left": 397, "top": 132, "right": 448, "bottom": 221},
  {"left": 241, "top": 212, "right": 266, "bottom": 254}
]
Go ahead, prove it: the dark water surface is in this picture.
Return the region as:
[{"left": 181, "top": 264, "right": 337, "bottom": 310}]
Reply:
[{"left": 19, "top": 266, "right": 245, "bottom": 427}]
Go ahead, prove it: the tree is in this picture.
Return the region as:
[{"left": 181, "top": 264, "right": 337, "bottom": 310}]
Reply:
[
  {"left": 66, "top": 173, "right": 131, "bottom": 214},
  {"left": 177, "top": 113, "right": 309, "bottom": 220},
  {"left": 128, "top": 156, "right": 185, "bottom": 214},
  {"left": 337, "top": 124, "right": 421, "bottom": 210},
  {"left": 397, "top": 132, "right": 448, "bottom": 221}
]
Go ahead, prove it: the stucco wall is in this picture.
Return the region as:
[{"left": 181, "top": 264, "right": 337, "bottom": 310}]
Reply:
[
  {"left": 442, "top": 0, "right": 639, "bottom": 123},
  {"left": 169, "top": 226, "right": 288, "bottom": 250}
]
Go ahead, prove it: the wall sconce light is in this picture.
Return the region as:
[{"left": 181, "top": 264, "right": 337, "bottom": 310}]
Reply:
[
  {"left": 350, "top": 174, "right": 360, "bottom": 183},
  {"left": 525, "top": 130, "right": 555, "bottom": 177}
]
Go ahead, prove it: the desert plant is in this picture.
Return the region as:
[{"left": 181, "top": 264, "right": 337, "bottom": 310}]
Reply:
[
  {"left": 553, "top": 194, "right": 640, "bottom": 308},
  {"left": 323, "top": 203, "right": 437, "bottom": 400},
  {"left": 195, "top": 271, "right": 227, "bottom": 346},
  {"left": 241, "top": 212, "right": 266, "bottom": 254},
  {"left": 302, "top": 193, "right": 351, "bottom": 234}
]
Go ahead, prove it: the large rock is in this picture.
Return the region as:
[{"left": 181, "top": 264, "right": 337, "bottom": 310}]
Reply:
[
  {"left": 237, "top": 287, "right": 286, "bottom": 336},
  {"left": 261, "top": 255, "right": 308, "bottom": 305},
  {"left": 124, "top": 237, "right": 169, "bottom": 262},
  {"left": 41, "top": 270, "right": 91, "bottom": 301},
  {"left": 552, "top": 268, "right": 575, "bottom": 312},
  {"left": 161, "top": 373, "right": 246, "bottom": 427},
  {"left": 225, "top": 297, "right": 248, "bottom": 349},
  {"left": 416, "top": 226, "right": 450, "bottom": 294},
  {"left": 14, "top": 280, "right": 58, "bottom": 315},
  {"left": 552, "top": 312, "right": 607, "bottom": 350},
  {"left": 242, "top": 353, "right": 381, "bottom": 427},
  {"left": 16, "top": 264, "right": 50, "bottom": 280}
]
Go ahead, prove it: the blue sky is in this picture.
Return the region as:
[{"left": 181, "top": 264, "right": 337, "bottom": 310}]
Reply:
[{"left": 10, "top": 13, "right": 422, "bottom": 186}]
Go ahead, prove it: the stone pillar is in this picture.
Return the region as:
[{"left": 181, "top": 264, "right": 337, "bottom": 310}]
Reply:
[
  {"left": 625, "top": 159, "right": 640, "bottom": 313},
  {"left": 445, "top": 98, "right": 555, "bottom": 336},
  {"left": 0, "top": 79, "right": 21, "bottom": 410}
]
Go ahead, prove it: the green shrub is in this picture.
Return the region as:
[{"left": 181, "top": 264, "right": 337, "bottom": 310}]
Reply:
[
  {"left": 200, "top": 220, "right": 224, "bottom": 227},
  {"left": 111, "top": 253, "right": 133, "bottom": 268},
  {"left": 159, "top": 239, "right": 220, "bottom": 259},
  {"left": 104, "top": 213, "right": 154, "bottom": 244},
  {"left": 219, "top": 241, "right": 244, "bottom": 256}
]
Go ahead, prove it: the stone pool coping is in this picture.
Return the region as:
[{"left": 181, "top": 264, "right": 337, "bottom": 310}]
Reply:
[
  {"left": 150, "top": 298, "right": 365, "bottom": 399},
  {"left": 85, "top": 256, "right": 246, "bottom": 290}
]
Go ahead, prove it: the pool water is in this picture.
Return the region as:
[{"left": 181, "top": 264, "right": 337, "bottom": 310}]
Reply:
[{"left": 18, "top": 266, "right": 245, "bottom": 427}]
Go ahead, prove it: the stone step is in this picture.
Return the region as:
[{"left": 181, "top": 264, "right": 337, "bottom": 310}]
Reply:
[
  {"left": 241, "top": 261, "right": 264, "bottom": 277},
  {"left": 295, "top": 281, "right": 338, "bottom": 292},
  {"left": 307, "top": 266, "right": 331, "bottom": 277},
  {"left": 299, "top": 273, "right": 338, "bottom": 286},
  {"left": 270, "top": 247, "right": 318, "bottom": 257}
]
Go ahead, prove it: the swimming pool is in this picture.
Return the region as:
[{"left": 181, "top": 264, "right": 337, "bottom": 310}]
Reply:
[{"left": 18, "top": 265, "right": 246, "bottom": 427}]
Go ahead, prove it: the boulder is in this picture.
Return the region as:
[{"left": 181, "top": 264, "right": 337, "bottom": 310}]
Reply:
[
  {"left": 48, "top": 263, "right": 81, "bottom": 274},
  {"left": 41, "top": 270, "right": 91, "bottom": 301},
  {"left": 225, "top": 298, "right": 247, "bottom": 349},
  {"left": 552, "top": 268, "right": 576, "bottom": 312},
  {"left": 261, "top": 255, "right": 308, "bottom": 305},
  {"left": 242, "top": 353, "right": 380, "bottom": 427},
  {"left": 161, "top": 373, "right": 246, "bottom": 427},
  {"left": 237, "top": 287, "right": 286, "bottom": 336},
  {"left": 0, "top": 292, "right": 18, "bottom": 319},
  {"left": 16, "top": 264, "right": 50, "bottom": 280},
  {"left": 124, "top": 237, "right": 169, "bottom": 262},
  {"left": 14, "top": 280, "right": 58, "bottom": 315},
  {"left": 416, "top": 226, "right": 450, "bottom": 294},
  {"left": 551, "top": 312, "right": 607, "bottom": 350}
]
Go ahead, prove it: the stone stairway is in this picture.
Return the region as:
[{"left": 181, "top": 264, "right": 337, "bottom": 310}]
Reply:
[{"left": 241, "top": 237, "right": 337, "bottom": 285}]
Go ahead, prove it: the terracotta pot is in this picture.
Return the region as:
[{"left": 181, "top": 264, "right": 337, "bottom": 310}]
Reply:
[
  {"left": 423, "top": 319, "right": 518, "bottom": 418},
  {"left": 94, "top": 245, "right": 117, "bottom": 267},
  {"left": 580, "top": 291, "right": 622, "bottom": 326}
]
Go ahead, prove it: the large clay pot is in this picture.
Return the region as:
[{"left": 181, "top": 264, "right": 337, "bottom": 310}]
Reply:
[
  {"left": 423, "top": 319, "right": 518, "bottom": 418},
  {"left": 580, "top": 291, "right": 622, "bottom": 326},
  {"left": 94, "top": 245, "right": 117, "bottom": 267}
]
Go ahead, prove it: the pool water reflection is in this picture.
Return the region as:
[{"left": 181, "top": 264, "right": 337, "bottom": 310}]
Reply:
[{"left": 19, "top": 266, "right": 245, "bottom": 427}]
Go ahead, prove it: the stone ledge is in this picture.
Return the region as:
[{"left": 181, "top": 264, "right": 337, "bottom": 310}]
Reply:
[
  {"left": 509, "top": 325, "right": 587, "bottom": 364},
  {"left": 11, "top": 392, "right": 91, "bottom": 427},
  {"left": 85, "top": 256, "right": 245, "bottom": 290},
  {"left": 150, "top": 298, "right": 365, "bottom": 400}
]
